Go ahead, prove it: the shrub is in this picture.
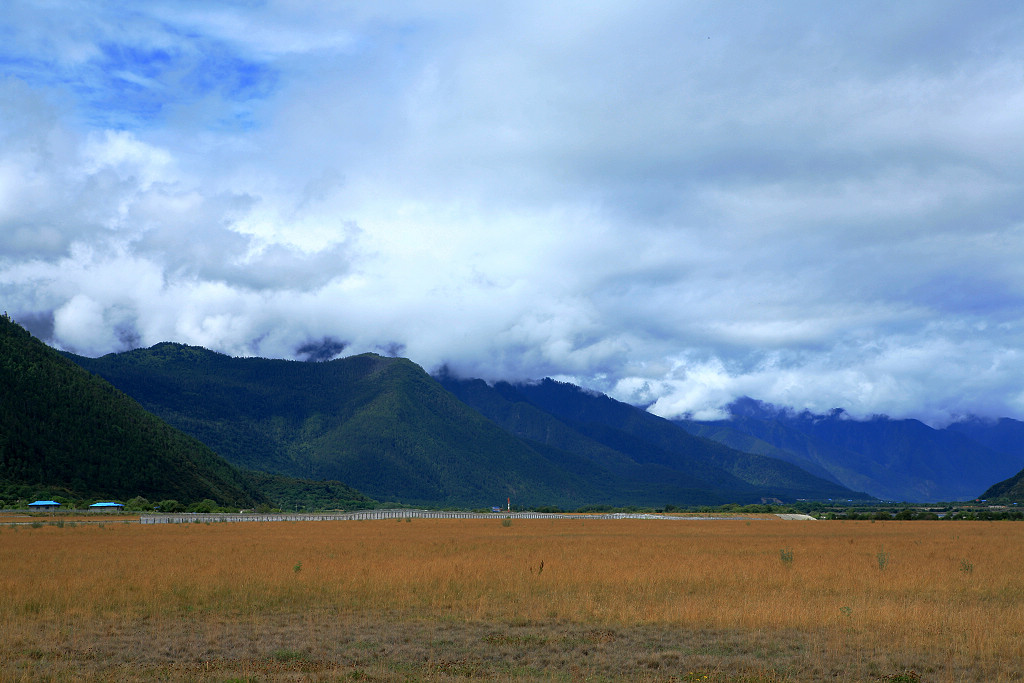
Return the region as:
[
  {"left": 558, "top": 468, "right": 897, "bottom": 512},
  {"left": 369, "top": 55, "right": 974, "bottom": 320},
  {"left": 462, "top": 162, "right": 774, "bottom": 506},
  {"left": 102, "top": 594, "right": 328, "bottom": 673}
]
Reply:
[
  {"left": 157, "top": 499, "right": 185, "bottom": 513},
  {"left": 188, "top": 499, "right": 217, "bottom": 514},
  {"left": 125, "top": 496, "right": 153, "bottom": 511}
]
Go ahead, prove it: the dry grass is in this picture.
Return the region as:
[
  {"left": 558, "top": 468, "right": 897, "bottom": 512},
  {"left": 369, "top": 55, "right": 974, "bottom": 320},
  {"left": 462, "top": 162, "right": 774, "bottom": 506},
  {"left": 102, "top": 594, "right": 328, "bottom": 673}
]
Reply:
[
  {"left": 1, "top": 518, "right": 1022, "bottom": 681},
  {"left": 0, "top": 512, "right": 139, "bottom": 524}
]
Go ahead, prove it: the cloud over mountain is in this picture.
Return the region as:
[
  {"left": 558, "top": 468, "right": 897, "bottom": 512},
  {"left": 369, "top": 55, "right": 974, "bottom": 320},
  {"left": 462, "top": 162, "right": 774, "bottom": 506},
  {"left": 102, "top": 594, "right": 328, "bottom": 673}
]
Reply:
[{"left": 3, "top": 1, "right": 1024, "bottom": 425}]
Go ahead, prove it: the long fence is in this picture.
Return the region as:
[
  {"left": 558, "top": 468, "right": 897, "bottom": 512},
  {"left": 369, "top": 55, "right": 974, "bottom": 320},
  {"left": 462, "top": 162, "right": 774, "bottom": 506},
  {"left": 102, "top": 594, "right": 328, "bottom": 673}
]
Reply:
[
  {"left": 141, "top": 509, "right": 573, "bottom": 524},
  {"left": 139, "top": 509, "right": 811, "bottom": 524}
]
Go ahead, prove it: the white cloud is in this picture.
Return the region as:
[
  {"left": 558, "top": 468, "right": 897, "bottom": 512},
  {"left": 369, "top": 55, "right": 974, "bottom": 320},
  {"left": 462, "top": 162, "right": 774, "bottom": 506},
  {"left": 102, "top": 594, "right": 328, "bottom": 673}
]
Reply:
[
  {"left": 3, "top": 1, "right": 1024, "bottom": 424},
  {"left": 52, "top": 294, "right": 121, "bottom": 356},
  {"left": 81, "top": 130, "right": 174, "bottom": 185}
]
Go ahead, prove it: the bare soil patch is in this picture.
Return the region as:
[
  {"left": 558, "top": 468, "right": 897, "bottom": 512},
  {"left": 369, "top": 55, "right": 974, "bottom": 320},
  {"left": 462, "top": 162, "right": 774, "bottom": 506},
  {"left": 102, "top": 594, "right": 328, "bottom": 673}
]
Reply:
[{"left": 1, "top": 613, "right": 964, "bottom": 682}]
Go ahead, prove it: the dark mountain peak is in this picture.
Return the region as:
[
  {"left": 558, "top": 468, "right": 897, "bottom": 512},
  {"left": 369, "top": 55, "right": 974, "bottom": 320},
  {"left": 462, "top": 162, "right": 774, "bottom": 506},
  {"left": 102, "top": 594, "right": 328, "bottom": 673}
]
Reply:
[
  {"left": 727, "top": 397, "right": 909, "bottom": 427},
  {"left": 104, "top": 341, "right": 231, "bottom": 366},
  {"left": 726, "top": 396, "right": 786, "bottom": 420},
  {"left": 336, "top": 351, "right": 398, "bottom": 371},
  {"left": 295, "top": 336, "right": 347, "bottom": 362},
  {"left": 150, "top": 341, "right": 220, "bottom": 355},
  {"left": 508, "top": 377, "right": 641, "bottom": 428}
]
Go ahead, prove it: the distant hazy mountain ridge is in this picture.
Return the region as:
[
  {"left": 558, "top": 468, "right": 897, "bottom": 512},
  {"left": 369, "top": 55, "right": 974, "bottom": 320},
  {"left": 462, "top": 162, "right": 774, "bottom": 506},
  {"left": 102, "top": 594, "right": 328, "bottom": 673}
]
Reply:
[{"left": 678, "top": 397, "right": 1024, "bottom": 502}]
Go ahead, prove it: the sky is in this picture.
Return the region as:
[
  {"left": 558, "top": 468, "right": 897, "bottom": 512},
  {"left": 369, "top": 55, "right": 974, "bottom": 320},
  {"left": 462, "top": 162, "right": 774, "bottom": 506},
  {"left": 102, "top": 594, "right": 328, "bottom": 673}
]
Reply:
[{"left": 2, "top": 1, "right": 1024, "bottom": 426}]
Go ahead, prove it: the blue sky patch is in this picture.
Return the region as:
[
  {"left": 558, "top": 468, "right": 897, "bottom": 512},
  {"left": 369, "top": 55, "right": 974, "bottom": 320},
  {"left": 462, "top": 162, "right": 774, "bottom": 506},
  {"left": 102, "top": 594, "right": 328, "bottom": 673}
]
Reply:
[{"left": 0, "top": 26, "right": 276, "bottom": 132}]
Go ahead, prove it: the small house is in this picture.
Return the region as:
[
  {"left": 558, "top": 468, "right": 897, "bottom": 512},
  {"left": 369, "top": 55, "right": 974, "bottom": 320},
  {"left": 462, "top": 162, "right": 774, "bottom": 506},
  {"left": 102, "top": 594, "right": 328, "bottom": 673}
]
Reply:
[
  {"left": 28, "top": 500, "right": 60, "bottom": 511},
  {"left": 89, "top": 502, "right": 125, "bottom": 510}
]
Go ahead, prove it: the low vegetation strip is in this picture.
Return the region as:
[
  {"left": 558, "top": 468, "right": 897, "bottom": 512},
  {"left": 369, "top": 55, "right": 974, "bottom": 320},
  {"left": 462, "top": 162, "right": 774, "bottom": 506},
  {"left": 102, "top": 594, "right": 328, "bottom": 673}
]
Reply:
[{"left": 138, "top": 509, "right": 806, "bottom": 523}]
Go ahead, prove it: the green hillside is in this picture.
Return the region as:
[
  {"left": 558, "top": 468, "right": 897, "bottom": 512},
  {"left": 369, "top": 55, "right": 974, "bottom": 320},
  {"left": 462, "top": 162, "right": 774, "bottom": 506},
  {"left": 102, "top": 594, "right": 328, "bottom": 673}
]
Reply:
[
  {"left": 0, "top": 314, "right": 262, "bottom": 506},
  {"left": 680, "top": 419, "right": 877, "bottom": 493},
  {"left": 439, "top": 377, "right": 752, "bottom": 503},
  {"left": 69, "top": 345, "right": 597, "bottom": 507},
  {"left": 241, "top": 471, "right": 374, "bottom": 511},
  {"left": 979, "top": 463, "right": 1024, "bottom": 502},
  {"left": 441, "top": 377, "right": 865, "bottom": 503},
  {"left": 69, "top": 342, "right": 863, "bottom": 507}
]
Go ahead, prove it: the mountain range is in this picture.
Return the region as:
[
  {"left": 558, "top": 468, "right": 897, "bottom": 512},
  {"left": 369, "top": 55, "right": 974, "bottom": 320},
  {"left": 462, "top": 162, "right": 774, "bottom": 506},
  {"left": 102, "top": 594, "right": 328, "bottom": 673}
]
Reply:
[
  {"left": 438, "top": 375, "right": 861, "bottom": 504},
  {"left": 0, "top": 314, "right": 371, "bottom": 510},
  {"left": 65, "top": 343, "right": 863, "bottom": 508},
  {"left": 679, "top": 398, "right": 1024, "bottom": 502},
  {"left": 6, "top": 309, "right": 1024, "bottom": 507}
]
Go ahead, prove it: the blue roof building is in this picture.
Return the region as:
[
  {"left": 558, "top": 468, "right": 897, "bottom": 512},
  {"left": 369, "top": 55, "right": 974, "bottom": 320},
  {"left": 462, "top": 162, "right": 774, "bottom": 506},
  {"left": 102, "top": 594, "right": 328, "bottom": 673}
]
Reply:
[
  {"left": 89, "top": 502, "right": 124, "bottom": 509},
  {"left": 28, "top": 500, "right": 60, "bottom": 509}
]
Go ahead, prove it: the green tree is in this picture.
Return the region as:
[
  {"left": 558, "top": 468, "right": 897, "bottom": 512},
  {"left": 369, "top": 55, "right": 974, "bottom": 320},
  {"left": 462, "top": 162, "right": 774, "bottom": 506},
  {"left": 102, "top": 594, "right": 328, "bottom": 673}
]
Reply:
[
  {"left": 157, "top": 499, "right": 185, "bottom": 513},
  {"left": 189, "top": 498, "right": 217, "bottom": 513}
]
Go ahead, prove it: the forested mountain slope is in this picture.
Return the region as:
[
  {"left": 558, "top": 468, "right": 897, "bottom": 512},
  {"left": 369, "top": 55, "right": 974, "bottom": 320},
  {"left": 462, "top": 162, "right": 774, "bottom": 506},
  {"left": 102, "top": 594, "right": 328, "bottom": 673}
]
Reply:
[
  {"left": 0, "top": 314, "right": 262, "bottom": 506},
  {"left": 70, "top": 345, "right": 864, "bottom": 507},
  {"left": 69, "top": 345, "right": 598, "bottom": 507},
  {"left": 440, "top": 377, "right": 866, "bottom": 504}
]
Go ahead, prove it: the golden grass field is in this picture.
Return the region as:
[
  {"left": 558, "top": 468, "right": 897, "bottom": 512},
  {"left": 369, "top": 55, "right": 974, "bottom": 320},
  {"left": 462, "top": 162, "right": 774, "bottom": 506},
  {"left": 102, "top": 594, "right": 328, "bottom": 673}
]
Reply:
[{"left": 2, "top": 517, "right": 1022, "bottom": 682}]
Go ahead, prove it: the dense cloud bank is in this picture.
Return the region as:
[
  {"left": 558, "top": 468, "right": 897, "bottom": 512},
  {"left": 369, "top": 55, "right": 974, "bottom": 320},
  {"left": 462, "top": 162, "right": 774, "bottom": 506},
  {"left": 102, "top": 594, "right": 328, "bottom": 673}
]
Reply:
[{"left": 2, "top": 2, "right": 1024, "bottom": 425}]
